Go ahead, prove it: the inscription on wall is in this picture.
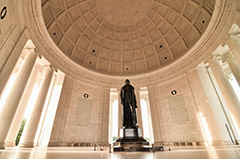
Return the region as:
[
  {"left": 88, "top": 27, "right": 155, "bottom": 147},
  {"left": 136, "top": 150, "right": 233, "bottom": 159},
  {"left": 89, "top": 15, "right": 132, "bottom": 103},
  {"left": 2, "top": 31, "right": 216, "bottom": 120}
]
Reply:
[
  {"left": 75, "top": 98, "right": 93, "bottom": 126},
  {"left": 167, "top": 94, "right": 190, "bottom": 124}
]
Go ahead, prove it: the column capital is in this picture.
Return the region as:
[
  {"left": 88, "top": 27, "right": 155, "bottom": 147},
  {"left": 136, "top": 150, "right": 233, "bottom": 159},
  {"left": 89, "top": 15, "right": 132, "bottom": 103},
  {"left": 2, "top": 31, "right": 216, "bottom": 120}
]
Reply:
[
  {"left": 23, "top": 47, "right": 35, "bottom": 56},
  {"left": 221, "top": 34, "right": 231, "bottom": 47},
  {"left": 205, "top": 55, "right": 223, "bottom": 69},
  {"left": 34, "top": 48, "right": 42, "bottom": 59},
  {"left": 221, "top": 51, "right": 233, "bottom": 63},
  {"left": 24, "top": 47, "right": 42, "bottom": 59},
  {"left": 221, "top": 32, "right": 240, "bottom": 47},
  {"left": 49, "top": 65, "right": 58, "bottom": 72},
  {"left": 204, "top": 55, "right": 217, "bottom": 64},
  {"left": 229, "top": 32, "right": 240, "bottom": 38}
]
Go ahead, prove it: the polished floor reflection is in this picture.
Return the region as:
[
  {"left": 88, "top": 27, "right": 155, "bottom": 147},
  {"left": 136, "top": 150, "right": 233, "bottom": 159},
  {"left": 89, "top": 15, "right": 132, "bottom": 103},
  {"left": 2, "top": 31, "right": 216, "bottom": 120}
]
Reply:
[{"left": 0, "top": 146, "right": 240, "bottom": 159}]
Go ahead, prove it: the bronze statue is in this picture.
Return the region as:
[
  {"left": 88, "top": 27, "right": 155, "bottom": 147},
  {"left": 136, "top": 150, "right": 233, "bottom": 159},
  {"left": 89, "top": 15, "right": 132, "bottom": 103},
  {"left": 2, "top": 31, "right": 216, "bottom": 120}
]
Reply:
[
  {"left": 114, "top": 79, "right": 151, "bottom": 152},
  {"left": 120, "top": 79, "right": 138, "bottom": 128}
]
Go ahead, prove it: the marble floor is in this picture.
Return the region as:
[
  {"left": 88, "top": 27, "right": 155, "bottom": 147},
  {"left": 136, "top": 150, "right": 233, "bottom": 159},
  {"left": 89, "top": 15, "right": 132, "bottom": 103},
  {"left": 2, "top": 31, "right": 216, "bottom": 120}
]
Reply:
[{"left": 0, "top": 146, "right": 240, "bottom": 159}]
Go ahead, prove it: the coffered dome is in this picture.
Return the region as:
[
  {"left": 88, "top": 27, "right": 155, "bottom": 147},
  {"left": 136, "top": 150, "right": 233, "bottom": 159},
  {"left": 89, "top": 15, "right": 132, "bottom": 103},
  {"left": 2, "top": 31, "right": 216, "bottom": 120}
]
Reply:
[{"left": 41, "top": 0, "right": 215, "bottom": 75}]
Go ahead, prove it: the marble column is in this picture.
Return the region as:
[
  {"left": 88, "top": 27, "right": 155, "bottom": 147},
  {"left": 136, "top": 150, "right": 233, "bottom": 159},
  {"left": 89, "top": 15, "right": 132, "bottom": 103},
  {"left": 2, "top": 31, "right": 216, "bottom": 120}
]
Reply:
[
  {"left": 135, "top": 88, "right": 144, "bottom": 135},
  {"left": 109, "top": 99, "right": 113, "bottom": 143},
  {"left": 48, "top": 76, "right": 73, "bottom": 146},
  {"left": 221, "top": 52, "right": 240, "bottom": 86},
  {"left": 18, "top": 65, "right": 54, "bottom": 147},
  {"left": 0, "top": 49, "right": 37, "bottom": 149},
  {"left": 101, "top": 88, "right": 110, "bottom": 146},
  {"left": 118, "top": 90, "right": 122, "bottom": 137},
  {"left": 208, "top": 56, "right": 240, "bottom": 137},
  {"left": 227, "top": 34, "right": 240, "bottom": 65},
  {"left": 5, "top": 64, "right": 40, "bottom": 147},
  {"left": 147, "top": 85, "right": 162, "bottom": 145}
]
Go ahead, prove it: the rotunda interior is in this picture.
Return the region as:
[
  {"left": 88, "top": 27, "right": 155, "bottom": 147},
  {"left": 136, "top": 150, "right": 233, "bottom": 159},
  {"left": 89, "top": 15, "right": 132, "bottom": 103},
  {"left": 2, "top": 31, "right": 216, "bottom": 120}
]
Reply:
[{"left": 0, "top": 0, "right": 240, "bottom": 158}]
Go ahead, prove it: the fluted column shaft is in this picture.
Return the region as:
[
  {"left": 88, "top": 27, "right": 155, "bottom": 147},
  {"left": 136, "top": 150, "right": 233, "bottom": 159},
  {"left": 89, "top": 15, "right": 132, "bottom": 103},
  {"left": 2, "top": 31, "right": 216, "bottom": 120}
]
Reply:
[
  {"left": 135, "top": 89, "right": 144, "bottom": 135},
  {"left": 18, "top": 66, "right": 54, "bottom": 147},
  {"left": 222, "top": 52, "right": 240, "bottom": 86},
  {"left": 5, "top": 65, "right": 40, "bottom": 147},
  {"left": 118, "top": 90, "right": 122, "bottom": 137},
  {"left": 227, "top": 36, "right": 240, "bottom": 65},
  {"left": 0, "top": 50, "right": 37, "bottom": 149},
  {"left": 208, "top": 57, "right": 240, "bottom": 133},
  {"left": 147, "top": 85, "right": 161, "bottom": 144}
]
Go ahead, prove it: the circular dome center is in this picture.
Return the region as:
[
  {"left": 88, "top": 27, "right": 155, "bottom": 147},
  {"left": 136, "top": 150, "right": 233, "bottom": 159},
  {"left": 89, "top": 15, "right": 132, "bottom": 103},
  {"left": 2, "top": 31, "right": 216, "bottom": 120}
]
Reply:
[
  {"left": 96, "top": 0, "right": 154, "bottom": 26},
  {"left": 42, "top": 0, "right": 215, "bottom": 75}
]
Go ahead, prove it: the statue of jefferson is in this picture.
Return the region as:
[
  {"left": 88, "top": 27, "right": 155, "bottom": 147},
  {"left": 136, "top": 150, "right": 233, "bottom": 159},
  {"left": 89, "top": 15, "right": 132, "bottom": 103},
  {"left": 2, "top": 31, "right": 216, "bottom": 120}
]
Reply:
[{"left": 120, "top": 79, "right": 138, "bottom": 128}]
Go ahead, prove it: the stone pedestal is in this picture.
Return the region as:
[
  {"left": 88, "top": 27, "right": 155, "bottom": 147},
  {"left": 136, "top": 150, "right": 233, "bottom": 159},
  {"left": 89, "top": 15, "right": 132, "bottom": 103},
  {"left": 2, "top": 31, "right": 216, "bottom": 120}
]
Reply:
[{"left": 113, "top": 127, "right": 151, "bottom": 151}]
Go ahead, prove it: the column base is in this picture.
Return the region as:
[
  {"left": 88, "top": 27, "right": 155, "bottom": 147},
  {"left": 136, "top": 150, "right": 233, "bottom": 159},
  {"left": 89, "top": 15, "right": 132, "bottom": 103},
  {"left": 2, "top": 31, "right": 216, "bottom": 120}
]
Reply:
[
  {"left": 0, "top": 142, "right": 5, "bottom": 149},
  {"left": 48, "top": 142, "right": 61, "bottom": 147},
  {"left": 18, "top": 142, "right": 35, "bottom": 148},
  {"left": 5, "top": 141, "right": 16, "bottom": 147}
]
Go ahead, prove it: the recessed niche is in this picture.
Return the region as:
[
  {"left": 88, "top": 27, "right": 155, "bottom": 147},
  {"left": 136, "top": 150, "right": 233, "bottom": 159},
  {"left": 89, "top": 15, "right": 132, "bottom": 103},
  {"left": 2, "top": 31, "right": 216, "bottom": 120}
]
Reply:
[
  {"left": 92, "top": 50, "right": 95, "bottom": 53},
  {"left": 164, "top": 57, "right": 167, "bottom": 59},
  {"left": 89, "top": 61, "right": 92, "bottom": 64},
  {"left": 53, "top": 32, "right": 56, "bottom": 35},
  {"left": 202, "top": 20, "right": 205, "bottom": 24},
  {"left": 160, "top": 45, "right": 163, "bottom": 48},
  {"left": 126, "top": 68, "right": 129, "bottom": 70}
]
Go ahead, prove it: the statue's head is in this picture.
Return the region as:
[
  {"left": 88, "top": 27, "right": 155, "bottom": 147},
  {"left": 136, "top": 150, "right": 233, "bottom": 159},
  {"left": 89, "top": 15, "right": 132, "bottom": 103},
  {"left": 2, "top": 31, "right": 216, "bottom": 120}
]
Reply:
[{"left": 125, "top": 79, "right": 130, "bottom": 84}]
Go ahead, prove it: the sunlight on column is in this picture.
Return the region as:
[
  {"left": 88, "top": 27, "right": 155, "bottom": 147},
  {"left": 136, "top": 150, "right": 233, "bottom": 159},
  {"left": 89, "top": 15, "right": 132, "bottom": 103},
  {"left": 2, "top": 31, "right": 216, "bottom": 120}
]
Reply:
[
  {"left": 28, "top": 147, "right": 47, "bottom": 159},
  {"left": 19, "top": 84, "right": 40, "bottom": 143},
  {"left": 108, "top": 100, "right": 113, "bottom": 144},
  {"left": 197, "top": 113, "right": 212, "bottom": 146},
  {"left": 13, "top": 148, "right": 33, "bottom": 159},
  {"left": 230, "top": 114, "right": 240, "bottom": 137},
  {"left": 36, "top": 73, "right": 65, "bottom": 146},
  {"left": 140, "top": 99, "right": 151, "bottom": 142},
  {"left": 229, "top": 75, "right": 240, "bottom": 101},
  {"left": 139, "top": 87, "right": 154, "bottom": 144},
  {"left": 109, "top": 99, "right": 119, "bottom": 144},
  {"left": 112, "top": 100, "right": 119, "bottom": 143},
  {"left": 34, "top": 72, "right": 57, "bottom": 146},
  {"left": 39, "top": 85, "right": 63, "bottom": 146},
  {"left": 109, "top": 89, "right": 119, "bottom": 144},
  {"left": 23, "top": 84, "right": 40, "bottom": 119},
  {"left": 207, "top": 146, "right": 220, "bottom": 159},
  {"left": 0, "top": 75, "right": 16, "bottom": 112}
]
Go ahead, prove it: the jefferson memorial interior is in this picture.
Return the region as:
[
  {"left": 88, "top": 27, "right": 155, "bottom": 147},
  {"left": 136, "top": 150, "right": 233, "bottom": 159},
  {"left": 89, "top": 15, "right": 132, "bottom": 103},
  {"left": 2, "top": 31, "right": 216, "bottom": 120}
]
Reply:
[{"left": 0, "top": 0, "right": 240, "bottom": 158}]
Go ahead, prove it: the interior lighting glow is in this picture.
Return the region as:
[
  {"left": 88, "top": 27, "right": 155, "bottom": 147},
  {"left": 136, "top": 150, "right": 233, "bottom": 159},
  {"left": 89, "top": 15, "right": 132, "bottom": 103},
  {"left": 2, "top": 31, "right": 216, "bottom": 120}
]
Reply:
[{"left": 197, "top": 113, "right": 213, "bottom": 146}]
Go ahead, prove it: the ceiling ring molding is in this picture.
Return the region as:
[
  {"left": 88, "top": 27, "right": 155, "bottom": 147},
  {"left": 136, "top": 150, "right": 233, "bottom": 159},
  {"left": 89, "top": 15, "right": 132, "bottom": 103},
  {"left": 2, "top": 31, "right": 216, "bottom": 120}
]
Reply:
[
  {"left": 40, "top": 0, "right": 216, "bottom": 75},
  {"left": 23, "top": 0, "right": 237, "bottom": 87}
]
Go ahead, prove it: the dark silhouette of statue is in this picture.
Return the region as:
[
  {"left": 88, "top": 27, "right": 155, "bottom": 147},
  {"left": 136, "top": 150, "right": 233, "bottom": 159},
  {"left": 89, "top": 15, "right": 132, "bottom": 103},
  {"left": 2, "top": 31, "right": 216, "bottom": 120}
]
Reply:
[
  {"left": 114, "top": 79, "right": 151, "bottom": 152},
  {"left": 120, "top": 79, "right": 138, "bottom": 128}
]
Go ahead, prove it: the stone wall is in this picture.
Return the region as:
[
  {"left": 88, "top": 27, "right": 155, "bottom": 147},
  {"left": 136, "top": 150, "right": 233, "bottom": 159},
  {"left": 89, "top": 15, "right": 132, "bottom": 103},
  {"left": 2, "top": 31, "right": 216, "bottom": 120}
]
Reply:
[
  {"left": 49, "top": 76, "right": 110, "bottom": 146},
  {"left": 0, "top": 0, "right": 28, "bottom": 95},
  {"left": 148, "top": 68, "right": 231, "bottom": 146}
]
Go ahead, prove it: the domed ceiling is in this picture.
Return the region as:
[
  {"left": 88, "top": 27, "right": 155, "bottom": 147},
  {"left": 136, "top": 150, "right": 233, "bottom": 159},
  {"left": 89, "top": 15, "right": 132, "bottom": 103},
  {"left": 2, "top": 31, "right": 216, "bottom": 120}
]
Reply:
[{"left": 41, "top": 0, "right": 215, "bottom": 75}]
